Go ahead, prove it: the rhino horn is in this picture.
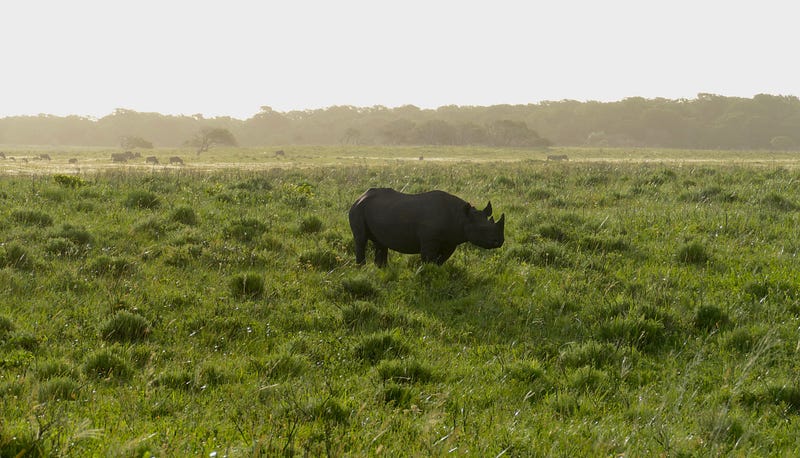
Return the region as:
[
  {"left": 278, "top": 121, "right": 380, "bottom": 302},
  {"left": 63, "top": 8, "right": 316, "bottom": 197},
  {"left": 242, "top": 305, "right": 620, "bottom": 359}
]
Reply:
[{"left": 482, "top": 201, "right": 492, "bottom": 218}]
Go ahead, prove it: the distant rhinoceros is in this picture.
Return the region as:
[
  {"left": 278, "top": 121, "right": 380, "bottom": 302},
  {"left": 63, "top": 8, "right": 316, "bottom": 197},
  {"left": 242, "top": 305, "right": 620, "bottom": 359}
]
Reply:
[{"left": 348, "top": 188, "right": 505, "bottom": 266}]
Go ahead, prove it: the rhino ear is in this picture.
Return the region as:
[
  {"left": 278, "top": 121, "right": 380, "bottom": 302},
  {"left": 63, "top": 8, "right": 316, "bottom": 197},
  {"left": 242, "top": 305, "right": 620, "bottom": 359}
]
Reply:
[{"left": 482, "top": 201, "right": 492, "bottom": 218}]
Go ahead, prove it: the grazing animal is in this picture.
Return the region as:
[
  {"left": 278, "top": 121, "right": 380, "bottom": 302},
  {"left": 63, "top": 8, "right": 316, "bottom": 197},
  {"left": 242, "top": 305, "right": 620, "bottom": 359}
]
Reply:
[
  {"left": 547, "top": 154, "right": 569, "bottom": 161},
  {"left": 169, "top": 156, "right": 184, "bottom": 165},
  {"left": 275, "top": 149, "right": 285, "bottom": 157},
  {"left": 111, "top": 152, "right": 130, "bottom": 163},
  {"left": 349, "top": 188, "right": 505, "bottom": 266},
  {"left": 0, "top": 152, "right": 5, "bottom": 159},
  {"left": 145, "top": 156, "right": 159, "bottom": 165},
  {"left": 68, "top": 158, "right": 78, "bottom": 164},
  {"left": 39, "top": 154, "right": 52, "bottom": 161}
]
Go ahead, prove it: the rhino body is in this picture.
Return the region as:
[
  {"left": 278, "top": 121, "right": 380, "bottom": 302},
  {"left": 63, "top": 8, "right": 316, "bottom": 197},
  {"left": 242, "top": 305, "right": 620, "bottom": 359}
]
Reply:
[{"left": 348, "top": 188, "right": 504, "bottom": 266}]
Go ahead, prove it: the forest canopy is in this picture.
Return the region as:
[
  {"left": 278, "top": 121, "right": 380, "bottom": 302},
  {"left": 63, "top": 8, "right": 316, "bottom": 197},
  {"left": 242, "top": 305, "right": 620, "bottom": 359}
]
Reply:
[{"left": 0, "top": 94, "right": 798, "bottom": 150}]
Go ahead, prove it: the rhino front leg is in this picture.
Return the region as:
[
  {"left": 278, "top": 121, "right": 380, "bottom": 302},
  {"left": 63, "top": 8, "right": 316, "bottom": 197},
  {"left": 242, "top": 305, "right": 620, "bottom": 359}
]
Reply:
[{"left": 421, "top": 241, "right": 455, "bottom": 265}]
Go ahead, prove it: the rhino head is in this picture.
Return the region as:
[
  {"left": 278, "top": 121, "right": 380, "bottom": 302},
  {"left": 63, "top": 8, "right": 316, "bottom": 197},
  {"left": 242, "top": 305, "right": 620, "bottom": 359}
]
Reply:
[{"left": 464, "top": 201, "right": 505, "bottom": 249}]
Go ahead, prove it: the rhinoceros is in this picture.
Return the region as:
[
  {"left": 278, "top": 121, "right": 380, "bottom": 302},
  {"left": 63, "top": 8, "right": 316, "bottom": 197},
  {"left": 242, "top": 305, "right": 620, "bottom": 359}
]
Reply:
[{"left": 348, "top": 188, "right": 505, "bottom": 266}]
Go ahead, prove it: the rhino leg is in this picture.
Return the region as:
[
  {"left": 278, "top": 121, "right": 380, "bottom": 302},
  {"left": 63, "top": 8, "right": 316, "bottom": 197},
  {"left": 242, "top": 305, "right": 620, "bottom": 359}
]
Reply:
[
  {"left": 349, "top": 210, "right": 367, "bottom": 265},
  {"left": 421, "top": 242, "right": 456, "bottom": 265},
  {"left": 374, "top": 242, "right": 388, "bottom": 267}
]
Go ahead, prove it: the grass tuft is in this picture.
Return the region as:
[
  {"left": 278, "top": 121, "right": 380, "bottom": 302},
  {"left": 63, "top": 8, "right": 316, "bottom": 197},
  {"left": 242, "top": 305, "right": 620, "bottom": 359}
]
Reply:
[{"left": 100, "top": 311, "right": 150, "bottom": 343}]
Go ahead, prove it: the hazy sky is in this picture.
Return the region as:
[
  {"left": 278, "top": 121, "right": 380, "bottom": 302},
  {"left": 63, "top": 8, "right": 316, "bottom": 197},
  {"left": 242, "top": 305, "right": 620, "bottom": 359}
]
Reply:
[{"left": 1, "top": 1, "right": 797, "bottom": 119}]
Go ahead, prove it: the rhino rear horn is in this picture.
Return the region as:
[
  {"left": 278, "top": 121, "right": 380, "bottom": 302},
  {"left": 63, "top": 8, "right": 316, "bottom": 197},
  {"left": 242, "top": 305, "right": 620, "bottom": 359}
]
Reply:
[{"left": 482, "top": 201, "right": 492, "bottom": 218}]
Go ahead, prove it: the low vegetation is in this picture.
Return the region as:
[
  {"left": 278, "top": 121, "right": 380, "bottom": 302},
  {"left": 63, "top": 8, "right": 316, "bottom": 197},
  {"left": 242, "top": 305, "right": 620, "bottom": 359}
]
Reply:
[{"left": 0, "top": 148, "right": 799, "bottom": 455}]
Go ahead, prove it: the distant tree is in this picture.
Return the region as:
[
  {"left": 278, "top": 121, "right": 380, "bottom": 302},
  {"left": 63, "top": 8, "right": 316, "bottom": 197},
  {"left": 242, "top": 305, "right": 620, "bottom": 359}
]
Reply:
[
  {"left": 486, "top": 120, "right": 551, "bottom": 147},
  {"left": 120, "top": 135, "right": 154, "bottom": 149},
  {"left": 342, "top": 127, "right": 362, "bottom": 145},
  {"left": 185, "top": 127, "right": 237, "bottom": 154}
]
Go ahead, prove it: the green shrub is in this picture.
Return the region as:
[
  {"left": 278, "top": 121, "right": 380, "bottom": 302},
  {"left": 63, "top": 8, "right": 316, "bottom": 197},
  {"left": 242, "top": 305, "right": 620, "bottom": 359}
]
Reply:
[
  {"left": 170, "top": 206, "right": 198, "bottom": 225},
  {"left": 34, "top": 360, "right": 78, "bottom": 380},
  {"left": 255, "top": 353, "right": 308, "bottom": 380},
  {"left": 382, "top": 383, "right": 414, "bottom": 408},
  {"left": 1, "top": 244, "right": 34, "bottom": 270},
  {"left": 341, "top": 275, "right": 378, "bottom": 299},
  {"left": 693, "top": 305, "right": 730, "bottom": 332},
  {"left": 83, "top": 349, "right": 133, "bottom": 381},
  {"left": 306, "top": 398, "right": 350, "bottom": 424},
  {"left": 124, "top": 190, "right": 161, "bottom": 209},
  {"left": 38, "top": 376, "right": 80, "bottom": 401},
  {"left": 0, "top": 315, "right": 14, "bottom": 339},
  {"left": 53, "top": 174, "right": 86, "bottom": 188},
  {"left": 88, "top": 256, "right": 134, "bottom": 277},
  {"left": 229, "top": 273, "right": 266, "bottom": 300},
  {"left": 11, "top": 209, "right": 53, "bottom": 227},
  {"left": 354, "top": 332, "right": 410, "bottom": 364},
  {"left": 224, "top": 218, "right": 267, "bottom": 242},
  {"left": 6, "top": 331, "right": 39, "bottom": 351},
  {"left": 505, "top": 360, "right": 546, "bottom": 383},
  {"left": 152, "top": 370, "right": 195, "bottom": 390},
  {"left": 376, "top": 360, "right": 434, "bottom": 384},
  {"left": 677, "top": 241, "right": 711, "bottom": 265},
  {"left": 101, "top": 311, "right": 150, "bottom": 343},
  {"left": 298, "top": 215, "right": 324, "bottom": 234},
  {"left": 56, "top": 224, "right": 94, "bottom": 245},
  {"left": 299, "top": 249, "right": 341, "bottom": 270}
]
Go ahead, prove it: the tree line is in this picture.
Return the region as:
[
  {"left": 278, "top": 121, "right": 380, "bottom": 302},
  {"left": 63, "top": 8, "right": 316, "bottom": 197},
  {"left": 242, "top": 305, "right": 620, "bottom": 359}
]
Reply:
[{"left": 0, "top": 93, "right": 798, "bottom": 150}]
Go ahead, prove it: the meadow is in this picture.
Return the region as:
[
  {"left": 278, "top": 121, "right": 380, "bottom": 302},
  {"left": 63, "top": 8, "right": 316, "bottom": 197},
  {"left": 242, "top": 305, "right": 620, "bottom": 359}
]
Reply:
[{"left": 1, "top": 146, "right": 799, "bottom": 456}]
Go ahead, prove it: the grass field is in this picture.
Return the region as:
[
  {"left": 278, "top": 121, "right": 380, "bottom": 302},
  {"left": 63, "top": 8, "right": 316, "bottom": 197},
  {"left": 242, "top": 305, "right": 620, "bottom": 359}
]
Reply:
[{"left": 1, "top": 146, "right": 800, "bottom": 456}]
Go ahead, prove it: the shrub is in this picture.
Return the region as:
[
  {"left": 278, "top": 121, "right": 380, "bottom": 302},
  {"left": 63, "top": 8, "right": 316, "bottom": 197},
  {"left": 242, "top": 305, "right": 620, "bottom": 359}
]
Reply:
[
  {"left": 254, "top": 353, "right": 308, "bottom": 380},
  {"left": 354, "top": 332, "right": 410, "bottom": 364},
  {"left": 306, "top": 398, "right": 350, "bottom": 424},
  {"left": 229, "top": 273, "right": 266, "bottom": 300},
  {"left": 83, "top": 349, "right": 133, "bottom": 381},
  {"left": 341, "top": 275, "right": 378, "bottom": 299},
  {"left": 38, "top": 377, "right": 80, "bottom": 401},
  {"left": 11, "top": 209, "right": 53, "bottom": 227},
  {"left": 53, "top": 174, "right": 86, "bottom": 188},
  {"left": 152, "top": 370, "right": 195, "bottom": 390},
  {"left": 124, "top": 190, "right": 161, "bottom": 209},
  {"left": 88, "top": 256, "right": 135, "bottom": 277},
  {"left": 377, "top": 360, "right": 434, "bottom": 384},
  {"left": 224, "top": 218, "right": 267, "bottom": 242},
  {"left": 56, "top": 224, "right": 93, "bottom": 245},
  {"left": 677, "top": 241, "right": 710, "bottom": 265},
  {"left": 298, "top": 215, "right": 324, "bottom": 234},
  {"left": 505, "top": 360, "right": 546, "bottom": 383},
  {"left": 761, "top": 193, "right": 797, "bottom": 212},
  {"left": 383, "top": 383, "right": 414, "bottom": 408},
  {"left": 0, "top": 315, "right": 14, "bottom": 340},
  {"left": 6, "top": 331, "right": 39, "bottom": 351},
  {"left": 0, "top": 244, "right": 34, "bottom": 270},
  {"left": 34, "top": 360, "right": 77, "bottom": 380},
  {"left": 170, "top": 206, "right": 198, "bottom": 225},
  {"left": 101, "top": 311, "right": 150, "bottom": 343},
  {"left": 693, "top": 305, "right": 730, "bottom": 332},
  {"left": 299, "top": 249, "right": 341, "bottom": 270}
]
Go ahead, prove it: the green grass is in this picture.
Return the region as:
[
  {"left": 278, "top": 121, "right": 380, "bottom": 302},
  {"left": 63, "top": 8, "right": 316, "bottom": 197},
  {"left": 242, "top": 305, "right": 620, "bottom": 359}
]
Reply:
[{"left": 1, "top": 147, "right": 800, "bottom": 455}]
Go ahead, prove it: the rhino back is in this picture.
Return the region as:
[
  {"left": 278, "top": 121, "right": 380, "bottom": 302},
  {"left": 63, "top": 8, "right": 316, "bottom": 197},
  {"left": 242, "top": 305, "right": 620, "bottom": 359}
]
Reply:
[{"left": 356, "top": 189, "right": 466, "bottom": 253}]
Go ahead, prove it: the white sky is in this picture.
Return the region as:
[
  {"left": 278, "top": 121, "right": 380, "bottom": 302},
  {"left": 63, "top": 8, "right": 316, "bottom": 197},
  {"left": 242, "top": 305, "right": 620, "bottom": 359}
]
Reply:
[{"left": 1, "top": 0, "right": 797, "bottom": 119}]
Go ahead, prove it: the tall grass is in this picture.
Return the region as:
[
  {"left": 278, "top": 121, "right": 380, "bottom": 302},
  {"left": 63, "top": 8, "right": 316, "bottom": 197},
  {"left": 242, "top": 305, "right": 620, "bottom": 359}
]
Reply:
[{"left": 1, "top": 152, "right": 799, "bottom": 455}]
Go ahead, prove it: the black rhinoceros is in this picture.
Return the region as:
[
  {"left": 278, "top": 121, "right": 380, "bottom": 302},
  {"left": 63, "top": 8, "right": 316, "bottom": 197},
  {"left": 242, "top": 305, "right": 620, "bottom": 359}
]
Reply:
[{"left": 348, "top": 188, "right": 505, "bottom": 266}]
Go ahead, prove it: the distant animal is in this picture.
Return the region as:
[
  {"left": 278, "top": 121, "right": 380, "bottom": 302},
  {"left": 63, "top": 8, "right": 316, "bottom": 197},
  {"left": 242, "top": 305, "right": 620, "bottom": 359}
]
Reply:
[
  {"left": 275, "top": 150, "right": 285, "bottom": 157},
  {"left": 0, "top": 152, "right": 5, "bottom": 159},
  {"left": 169, "top": 156, "right": 184, "bottom": 165},
  {"left": 39, "top": 154, "right": 51, "bottom": 161},
  {"left": 68, "top": 158, "right": 78, "bottom": 164},
  {"left": 349, "top": 188, "right": 505, "bottom": 266},
  {"left": 547, "top": 154, "right": 569, "bottom": 161},
  {"left": 145, "top": 156, "right": 159, "bottom": 165},
  {"left": 111, "top": 152, "right": 135, "bottom": 163}
]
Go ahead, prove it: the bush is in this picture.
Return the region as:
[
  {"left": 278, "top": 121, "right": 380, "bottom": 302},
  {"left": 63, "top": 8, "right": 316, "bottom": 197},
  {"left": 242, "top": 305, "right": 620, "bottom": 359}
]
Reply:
[
  {"left": 377, "top": 360, "right": 434, "bottom": 384},
  {"left": 11, "top": 209, "right": 53, "bottom": 227},
  {"left": 56, "top": 224, "right": 94, "bottom": 245},
  {"left": 0, "top": 315, "right": 14, "bottom": 340},
  {"left": 124, "top": 190, "right": 161, "bottom": 209},
  {"left": 341, "top": 275, "right": 378, "bottom": 299},
  {"left": 38, "top": 377, "right": 80, "bottom": 401},
  {"left": 383, "top": 383, "right": 414, "bottom": 408},
  {"left": 170, "top": 206, "right": 198, "bottom": 225},
  {"left": 354, "top": 332, "right": 410, "bottom": 364},
  {"left": 298, "top": 215, "right": 324, "bottom": 234},
  {"left": 693, "top": 305, "right": 730, "bottom": 332},
  {"left": 53, "top": 174, "right": 86, "bottom": 188},
  {"left": 83, "top": 349, "right": 133, "bottom": 381},
  {"left": 101, "top": 311, "right": 150, "bottom": 343},
  {"left": 677, "top": 241, "right": 711, "bottom": 265},
  {"left": 0, "top": 244, "right": 34, "bottom": 270},
  {"left": 299, "top": 249, "right": 341, "bottom": 270},
  {"left": 229, "top": 273, "right": 266, "bottom": 300},
  {"left": 225, "top": 218, "right": 267, "bottom": 242}
]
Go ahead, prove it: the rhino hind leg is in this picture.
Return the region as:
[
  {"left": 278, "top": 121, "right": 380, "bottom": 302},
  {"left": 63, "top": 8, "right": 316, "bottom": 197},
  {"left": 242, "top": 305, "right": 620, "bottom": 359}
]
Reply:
[{"left": 374, "top": 242, "right": 388, "bottom": 267}]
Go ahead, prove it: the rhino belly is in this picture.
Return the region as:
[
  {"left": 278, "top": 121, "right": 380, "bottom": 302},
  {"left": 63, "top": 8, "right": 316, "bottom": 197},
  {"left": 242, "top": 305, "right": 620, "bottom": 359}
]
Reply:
[{"left": 367, "top": 221, "right": 422, "bottom": 254}]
